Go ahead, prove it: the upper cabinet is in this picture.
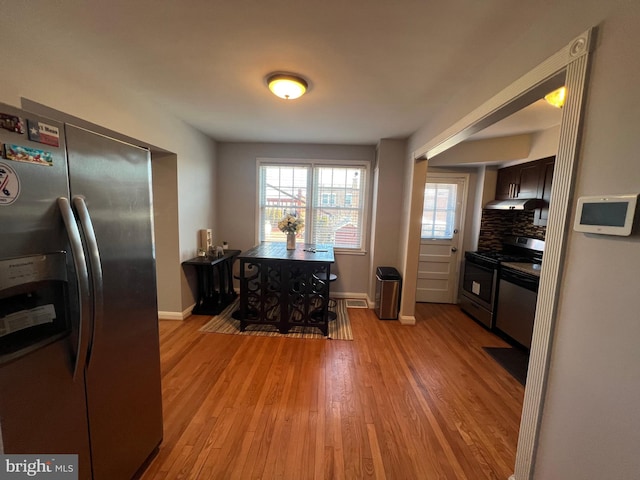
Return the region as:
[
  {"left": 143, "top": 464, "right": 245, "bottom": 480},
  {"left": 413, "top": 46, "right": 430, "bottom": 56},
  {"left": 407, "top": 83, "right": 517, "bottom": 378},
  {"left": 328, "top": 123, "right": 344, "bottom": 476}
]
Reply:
[
  {"left": 495, "top": 156, "right": 556, "bottom": 225},
  {"left": 518, "top": 162, "right": 543, "bottom": 198},
  {"left": 496, "top": 161, "right": 543, "bottom": 200},
  {"left": 495, "top": 166, "right": 519, "bottom": 199},
  {"left": 533, "top": 157, "right": 555, "bottom": 226}
]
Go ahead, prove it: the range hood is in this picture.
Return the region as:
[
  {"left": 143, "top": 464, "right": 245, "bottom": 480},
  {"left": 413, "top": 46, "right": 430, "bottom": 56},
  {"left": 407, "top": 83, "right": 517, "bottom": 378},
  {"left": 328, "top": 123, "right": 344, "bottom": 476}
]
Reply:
[{"left": 484, "top": 198, "right": 544, "bottom": 210}]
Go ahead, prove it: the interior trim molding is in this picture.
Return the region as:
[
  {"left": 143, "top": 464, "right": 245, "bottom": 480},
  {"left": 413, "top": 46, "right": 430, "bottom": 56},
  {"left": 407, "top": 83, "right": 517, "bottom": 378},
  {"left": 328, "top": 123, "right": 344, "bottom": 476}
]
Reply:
[
  {"left": 399, "top": 315, "right": 416, "bottom": 325},
  {"left": 514, "top": 39, "right": 592, "bottom": 480},
  {"left": 158, "top": 312, "right": 184, "bottom": 321},
  {"left": 412, "top": 29, "right": 593, "bottom": 161},
  {"left": 410, "top": 27, "right": 596, "bottom": 480},
  {"left": 330, "top": 291, "right": 369, "bottom": 300},
  {"left": 158, "top": 304, "right": 195, "bottom": 321}
]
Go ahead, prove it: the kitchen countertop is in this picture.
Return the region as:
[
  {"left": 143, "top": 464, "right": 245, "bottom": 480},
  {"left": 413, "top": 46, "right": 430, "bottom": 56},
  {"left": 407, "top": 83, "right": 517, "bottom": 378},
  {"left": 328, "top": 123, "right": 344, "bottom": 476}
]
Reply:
[{"left": 501, "top": 261, "right": 542, "bottom": 277}]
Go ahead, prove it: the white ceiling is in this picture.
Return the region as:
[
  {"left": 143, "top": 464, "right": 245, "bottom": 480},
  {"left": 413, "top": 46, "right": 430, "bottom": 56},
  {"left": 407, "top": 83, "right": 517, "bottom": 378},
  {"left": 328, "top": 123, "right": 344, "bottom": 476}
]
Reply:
[
  {"left": 2, "top": 0, "right": 562, "bottom": 145},
  {"left": 469, "top": 100, "right": 563, "bottom": 141}
]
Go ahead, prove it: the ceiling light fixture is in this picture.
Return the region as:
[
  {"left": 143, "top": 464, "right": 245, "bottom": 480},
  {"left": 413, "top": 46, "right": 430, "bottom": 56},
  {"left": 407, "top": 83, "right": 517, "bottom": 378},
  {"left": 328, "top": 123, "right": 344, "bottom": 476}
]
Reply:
[
  {"left": 267, "top": 73, "right": 308, "bottom": 100},
  {"left": 544, "top": 86, "right": 567, "bottom": 108}
]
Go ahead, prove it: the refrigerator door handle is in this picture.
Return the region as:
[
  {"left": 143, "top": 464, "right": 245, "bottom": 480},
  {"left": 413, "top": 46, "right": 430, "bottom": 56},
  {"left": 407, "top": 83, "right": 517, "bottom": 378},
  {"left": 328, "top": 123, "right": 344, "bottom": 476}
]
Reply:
[
  {"left": 58, "top": 197, "right": 92, "bottom": 381},
  {"left": 72, "top": 195, "right": 104, "bottom": 360}
]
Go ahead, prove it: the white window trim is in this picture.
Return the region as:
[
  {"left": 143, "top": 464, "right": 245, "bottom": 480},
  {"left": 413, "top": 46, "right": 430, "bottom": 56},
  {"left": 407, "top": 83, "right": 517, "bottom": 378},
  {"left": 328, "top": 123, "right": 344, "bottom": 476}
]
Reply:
[{"left": 256, "top": 157, "right": 370, "bottom": 254}]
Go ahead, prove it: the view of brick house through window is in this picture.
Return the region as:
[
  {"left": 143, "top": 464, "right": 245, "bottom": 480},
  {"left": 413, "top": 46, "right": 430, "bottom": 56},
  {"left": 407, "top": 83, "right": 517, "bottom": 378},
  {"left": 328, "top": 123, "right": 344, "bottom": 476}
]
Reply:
[
  {"left": 259, "top": 162, "right": 367, "bottom": 249},
  {"left": 421, "top": 182, "right": 458, "bottom": 239}
]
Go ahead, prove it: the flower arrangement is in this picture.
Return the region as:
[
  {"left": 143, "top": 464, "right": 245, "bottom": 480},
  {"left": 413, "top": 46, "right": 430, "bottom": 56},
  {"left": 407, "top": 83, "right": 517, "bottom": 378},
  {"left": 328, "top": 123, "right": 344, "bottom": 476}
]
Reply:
[{"left": 278, "top": 213, "right": 304, "bottom": 235}]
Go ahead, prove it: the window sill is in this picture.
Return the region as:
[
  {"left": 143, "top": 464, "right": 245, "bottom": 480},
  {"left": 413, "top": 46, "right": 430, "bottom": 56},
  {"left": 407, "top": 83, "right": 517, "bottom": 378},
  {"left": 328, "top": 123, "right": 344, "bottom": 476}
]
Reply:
[{"left": 334, "top": 249, "right": 367, "bottom": 256}]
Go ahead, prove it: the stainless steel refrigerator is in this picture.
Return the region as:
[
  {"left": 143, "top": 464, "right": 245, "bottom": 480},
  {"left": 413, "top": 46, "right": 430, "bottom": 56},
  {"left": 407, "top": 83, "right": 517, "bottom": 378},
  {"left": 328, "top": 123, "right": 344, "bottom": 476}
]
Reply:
[{"left": 0, "top": 103, "right": 163, "bottom": 479}]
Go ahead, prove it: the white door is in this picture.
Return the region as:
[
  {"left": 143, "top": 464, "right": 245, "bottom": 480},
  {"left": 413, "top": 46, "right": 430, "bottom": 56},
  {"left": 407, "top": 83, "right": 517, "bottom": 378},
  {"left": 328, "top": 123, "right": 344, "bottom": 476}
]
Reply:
[{"left": 416, "top": 175, "right": 466, "bottom": 303}]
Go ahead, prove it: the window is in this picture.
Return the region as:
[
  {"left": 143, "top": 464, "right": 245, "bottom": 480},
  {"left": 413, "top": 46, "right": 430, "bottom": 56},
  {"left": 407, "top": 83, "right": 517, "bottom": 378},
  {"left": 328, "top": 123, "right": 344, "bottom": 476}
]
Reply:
[
  {"left": 421, "top": 182, "right": 458, "bottom": 239},
  {"left": 258, "top": 161, "right": 367, "bottom": 250},
  {"left": 321, "top": 193, "right": 337, "bottom": 206}
]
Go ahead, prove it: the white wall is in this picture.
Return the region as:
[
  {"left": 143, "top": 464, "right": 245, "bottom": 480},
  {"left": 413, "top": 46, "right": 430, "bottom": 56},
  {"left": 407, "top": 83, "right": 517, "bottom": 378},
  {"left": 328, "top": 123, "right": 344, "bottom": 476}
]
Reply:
[
  {"left": 397, "top": 154, "right": 426, "bottom": 323},
  {"left": 151, "top": 153, "right": 181, "bottom": 314},
  {"left": 429, "top": 134, "right": 531, "bottom": 167},
  {"left": 406, "top": 1, "right": 640, "bottom": 478},
  {"left": 430, "top": 127, "right": 559, "bottom": 168},
  {"left": 368, "top": 139, "right": 406, "bottom": 301},
  {"left": 0, "top": 53, "right": 217, "bottom": 315},
  {"left": 175, "top": 135, "right": 218, "bottom": 312},
  {"left": 216, "top": 142, "right": 375, "bottom": 296},
  {"left": 533, "top": 5, "right": 640, "bottom": 478},
  {"left": 526, "top": 125, "right": 560, "bottom": 162}
]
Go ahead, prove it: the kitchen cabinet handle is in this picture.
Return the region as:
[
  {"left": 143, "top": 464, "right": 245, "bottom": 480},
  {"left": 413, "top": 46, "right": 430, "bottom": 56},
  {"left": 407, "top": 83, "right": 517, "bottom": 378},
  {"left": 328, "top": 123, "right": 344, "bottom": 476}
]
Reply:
[{"left": 58, "top": 197, "right": 92, "bottom": 382}]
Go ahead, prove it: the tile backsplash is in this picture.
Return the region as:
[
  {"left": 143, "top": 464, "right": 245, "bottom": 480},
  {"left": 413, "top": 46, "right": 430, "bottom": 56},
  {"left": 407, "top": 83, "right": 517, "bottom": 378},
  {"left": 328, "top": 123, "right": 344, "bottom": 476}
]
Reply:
[{"left": 477, "top": 209, "right": 546, "bottom": 251}]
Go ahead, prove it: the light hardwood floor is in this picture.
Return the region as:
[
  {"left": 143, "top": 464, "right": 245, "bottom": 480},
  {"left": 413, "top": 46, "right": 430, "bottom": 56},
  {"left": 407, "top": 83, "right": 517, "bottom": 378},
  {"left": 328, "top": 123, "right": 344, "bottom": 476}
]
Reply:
[{"left": 141, "top": 303, "right": 524, "bottom": 479}]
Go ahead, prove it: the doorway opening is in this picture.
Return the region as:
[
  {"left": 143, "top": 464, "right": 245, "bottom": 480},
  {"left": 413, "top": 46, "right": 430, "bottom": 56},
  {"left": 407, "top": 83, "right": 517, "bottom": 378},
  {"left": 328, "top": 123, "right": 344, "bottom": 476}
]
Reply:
[
  {"left": 408, "top": 28, "right": 594, "bottom": 479},
  {"left": 416, "top": 174, "right": 468, "bottom": 303}
]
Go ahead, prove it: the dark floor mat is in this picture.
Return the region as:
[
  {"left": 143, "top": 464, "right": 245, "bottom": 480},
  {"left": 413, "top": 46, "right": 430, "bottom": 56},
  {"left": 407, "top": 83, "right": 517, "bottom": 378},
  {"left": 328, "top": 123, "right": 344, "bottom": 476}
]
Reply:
[{"left": 483, "top": 347, "right": 529, "bottom": 385}]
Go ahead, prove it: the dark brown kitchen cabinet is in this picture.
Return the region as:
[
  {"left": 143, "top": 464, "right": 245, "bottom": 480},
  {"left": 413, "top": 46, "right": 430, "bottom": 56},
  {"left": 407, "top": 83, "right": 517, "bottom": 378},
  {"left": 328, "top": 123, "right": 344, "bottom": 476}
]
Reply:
[
  {"left": 533, "top": 157, "right": 555, "bottom": 226},
  {"left": 495, "top": 166, "right": 519, "bottom": 199},
  {"left": 495, "top": 162, "right": 542, "bottom": 200},
  {"left": 518, "top": 162, "right": 542, "bottom": 198}
]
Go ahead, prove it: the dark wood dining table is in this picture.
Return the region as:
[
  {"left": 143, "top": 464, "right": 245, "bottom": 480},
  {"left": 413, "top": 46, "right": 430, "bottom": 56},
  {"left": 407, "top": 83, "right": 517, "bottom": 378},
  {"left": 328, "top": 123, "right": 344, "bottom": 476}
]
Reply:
[{"left": 233, "top": 242, "right": 335, "bottom": 335}]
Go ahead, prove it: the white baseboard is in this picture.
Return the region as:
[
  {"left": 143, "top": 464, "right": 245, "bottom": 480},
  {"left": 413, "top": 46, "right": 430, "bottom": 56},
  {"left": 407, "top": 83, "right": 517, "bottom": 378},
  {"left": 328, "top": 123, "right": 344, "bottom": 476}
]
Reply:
[
  {"left": 331, "top": 291, "right": 368, "bottom": 301},
  {"left": 158, "top": 303, "right": 195, "bottom": 321},
  {"left": 399, "top": 315, "right": 416, "bottom": 325},
  {"left": 366, "top": 295, "right": 375, "bottom": 309}
]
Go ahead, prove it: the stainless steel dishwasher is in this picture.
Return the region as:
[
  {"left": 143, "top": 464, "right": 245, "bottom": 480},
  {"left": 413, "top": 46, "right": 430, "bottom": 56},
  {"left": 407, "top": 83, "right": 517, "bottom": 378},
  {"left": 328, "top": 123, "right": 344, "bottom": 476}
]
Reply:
[{"left": 495, "top": 266, "right": 540, "bottom": 349}]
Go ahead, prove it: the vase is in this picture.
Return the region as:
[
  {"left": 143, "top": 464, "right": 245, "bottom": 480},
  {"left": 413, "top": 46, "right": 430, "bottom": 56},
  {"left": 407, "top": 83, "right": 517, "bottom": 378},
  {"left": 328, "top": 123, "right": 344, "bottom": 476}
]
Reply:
[{"left": 286, "top": 233, "right": 296, "bottom": 250}]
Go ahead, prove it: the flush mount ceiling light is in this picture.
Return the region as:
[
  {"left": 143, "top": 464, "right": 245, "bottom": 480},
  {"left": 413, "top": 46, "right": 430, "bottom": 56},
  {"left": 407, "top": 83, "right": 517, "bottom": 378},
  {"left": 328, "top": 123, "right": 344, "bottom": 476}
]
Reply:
[
  {"left": 544, "top": 86, "right": 567, "bottom": 108},
  {"left": 267, "top": 73, "right": 308, "bottom": 100}
]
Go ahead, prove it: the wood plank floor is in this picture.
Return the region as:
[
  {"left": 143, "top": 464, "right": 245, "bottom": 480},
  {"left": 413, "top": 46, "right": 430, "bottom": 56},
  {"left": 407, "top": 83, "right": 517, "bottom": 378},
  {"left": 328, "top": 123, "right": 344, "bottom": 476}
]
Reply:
[{"left": 141, "top": 303, "right": 524, "bottom": 479}]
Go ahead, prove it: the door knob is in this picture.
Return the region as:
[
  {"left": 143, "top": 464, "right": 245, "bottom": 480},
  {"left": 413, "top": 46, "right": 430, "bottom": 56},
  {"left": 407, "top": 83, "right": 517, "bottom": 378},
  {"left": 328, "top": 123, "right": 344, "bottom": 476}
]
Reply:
[
  {"left": 453, "top": 229, "right": 459, "bottom": 234},
  {"left": 451, "top": 247, "right": 458, "bottom": 252}
]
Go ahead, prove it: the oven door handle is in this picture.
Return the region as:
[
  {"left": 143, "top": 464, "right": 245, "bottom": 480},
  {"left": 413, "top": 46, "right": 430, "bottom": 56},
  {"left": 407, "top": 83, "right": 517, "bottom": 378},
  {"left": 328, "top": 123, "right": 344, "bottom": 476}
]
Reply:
[{"left": 467, "top": 261, "right": 496, "bottom": 273}]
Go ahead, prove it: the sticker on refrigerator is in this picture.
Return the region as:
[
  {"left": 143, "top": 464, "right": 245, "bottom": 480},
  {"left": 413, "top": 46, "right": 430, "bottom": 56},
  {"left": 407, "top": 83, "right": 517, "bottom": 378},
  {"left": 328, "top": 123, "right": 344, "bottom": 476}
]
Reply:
[
  {"left": 0, "top": 162, "right": 21, "bottom": 205},
  {"left": 0, "top": 113, "right": 25, "bottom": 134},
  {"left": 3, "top": 143, "right": 53, "bottom": 166},
  {"left": 27, "top": 118, "right": 60, "bottom": 147},
  {"left": 0, "top": 304, "right": 56, "bottom": 339}
]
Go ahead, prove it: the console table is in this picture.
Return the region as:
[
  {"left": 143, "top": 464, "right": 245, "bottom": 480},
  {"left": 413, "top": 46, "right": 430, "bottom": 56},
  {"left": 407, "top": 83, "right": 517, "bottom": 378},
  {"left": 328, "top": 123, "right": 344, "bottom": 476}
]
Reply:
[
  {"left": 233, "top": 243, "right": 335, "bottom": 335},
  {"left": 182, "top": 250, "right": 241, "bottom": 315}
]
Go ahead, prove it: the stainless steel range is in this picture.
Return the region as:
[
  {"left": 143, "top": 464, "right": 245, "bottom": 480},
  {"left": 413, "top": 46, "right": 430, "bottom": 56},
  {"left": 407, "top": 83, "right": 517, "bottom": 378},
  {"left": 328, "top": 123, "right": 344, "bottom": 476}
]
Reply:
[
  {"left": 459, "top": 251, "right": 500, "bottom": 328},
  {"left": 459, "top": 236, "right": 544, "bottom": 331}
]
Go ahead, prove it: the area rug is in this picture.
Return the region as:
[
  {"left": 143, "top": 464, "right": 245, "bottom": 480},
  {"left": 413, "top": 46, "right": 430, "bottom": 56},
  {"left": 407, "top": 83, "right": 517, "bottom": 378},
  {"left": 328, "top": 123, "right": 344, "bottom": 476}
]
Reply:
[
  {"left": 483, "top": 346, "right": 529, "bottom": 385},
  {"left": 199, "top": 298, "right": 353, "bottom": 340}
]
